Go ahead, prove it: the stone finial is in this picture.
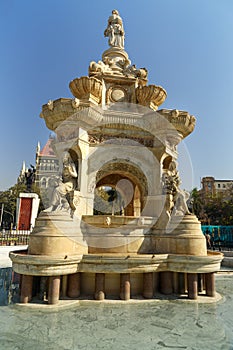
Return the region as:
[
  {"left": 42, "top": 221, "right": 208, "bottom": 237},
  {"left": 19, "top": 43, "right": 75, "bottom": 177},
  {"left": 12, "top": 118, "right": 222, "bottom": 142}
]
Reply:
[{"left": 104, "top": 10, "right": 125, "bottom": 49}]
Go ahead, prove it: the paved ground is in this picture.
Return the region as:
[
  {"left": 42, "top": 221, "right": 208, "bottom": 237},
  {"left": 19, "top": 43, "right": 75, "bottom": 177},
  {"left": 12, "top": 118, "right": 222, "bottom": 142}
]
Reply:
[{"left": 0, "top": 245, "right": 28, "bottom": 268}]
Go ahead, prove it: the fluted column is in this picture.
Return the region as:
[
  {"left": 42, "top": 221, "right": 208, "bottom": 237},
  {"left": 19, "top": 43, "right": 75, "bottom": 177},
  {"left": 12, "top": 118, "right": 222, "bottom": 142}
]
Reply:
[
  {"left": 120, "top": 273, "right": 130, "bottom": 300},
  {"left": 187, "top": 273, "right": 198, "bottom": 299},
  {"left": 143, "top": 272, "right": 153, "bottom": 298},
  {"left": 205, "top": 272, "right": 215, "bottom": 297},
  {"left": 48, "top": 276, "right": 60, "bottom": 305},
  {"left": 94, "top": 273, "right": 105, "bottom": 300},
  {"left": 67, "top": 273, "right": 80, "bottom": 298},
  {"left": 20, "top": 275, "right": 33, "bottom": 303}
]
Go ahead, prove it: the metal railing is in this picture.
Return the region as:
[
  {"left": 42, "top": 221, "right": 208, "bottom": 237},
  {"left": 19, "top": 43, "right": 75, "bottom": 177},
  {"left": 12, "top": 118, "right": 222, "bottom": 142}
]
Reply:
[
  {"left": 0, "top": 230, "right": 30, "bottom": 246},
  {"left": 202, "top": 225, "right": 233, "bottom": 250}
]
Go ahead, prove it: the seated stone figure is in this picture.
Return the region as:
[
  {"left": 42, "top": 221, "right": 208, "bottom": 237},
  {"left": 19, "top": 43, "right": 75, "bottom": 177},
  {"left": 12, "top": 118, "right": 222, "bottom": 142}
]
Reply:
[
  {"left": 45, "top": 152, "right": 77, "bottom": 213},
  {"left": 173, "top": 185, "right": 191, "bottom": 216}
]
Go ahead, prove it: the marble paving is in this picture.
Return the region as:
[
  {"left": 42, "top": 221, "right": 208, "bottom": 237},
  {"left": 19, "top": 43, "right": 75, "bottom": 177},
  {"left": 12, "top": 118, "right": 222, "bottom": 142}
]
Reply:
[{"left": 0, "top": 275, "right": 232, "bottom": 350}]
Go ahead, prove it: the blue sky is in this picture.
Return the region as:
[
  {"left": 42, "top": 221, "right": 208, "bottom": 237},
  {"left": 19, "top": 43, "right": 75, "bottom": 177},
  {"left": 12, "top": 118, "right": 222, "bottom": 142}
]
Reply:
[{"left": 0, "top": 0, "right": 233, "bottom": 191}]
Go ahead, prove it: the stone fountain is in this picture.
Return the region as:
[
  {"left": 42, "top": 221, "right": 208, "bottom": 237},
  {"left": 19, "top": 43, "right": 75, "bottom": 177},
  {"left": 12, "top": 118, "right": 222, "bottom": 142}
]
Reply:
[{"left": 10, "top": 10, "right": 223, "bottom": 306}]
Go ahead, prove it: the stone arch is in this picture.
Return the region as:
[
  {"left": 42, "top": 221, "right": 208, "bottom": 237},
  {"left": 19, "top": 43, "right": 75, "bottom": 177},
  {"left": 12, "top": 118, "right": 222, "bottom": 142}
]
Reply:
[
  {"left": 162, "top": 155, "right": 173, "bottom": 170},
  {"left": 68, "top": 146, "right": 82, "bottom": 190},
  {"left": 94, "top": 160, "right": 148, "bottom": 216}
]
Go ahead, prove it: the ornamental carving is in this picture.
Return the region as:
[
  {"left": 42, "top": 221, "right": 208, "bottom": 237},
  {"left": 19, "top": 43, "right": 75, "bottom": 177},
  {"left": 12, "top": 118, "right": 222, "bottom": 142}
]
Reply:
[
  {"left": 96, "top": 160, "right": 148, "bottom": 197},
  {"left": 69, "top": 76, "right": 102, "bottom": 105},
  {"left": 136, "top": 85, "right": 167, "bottom": 110}
]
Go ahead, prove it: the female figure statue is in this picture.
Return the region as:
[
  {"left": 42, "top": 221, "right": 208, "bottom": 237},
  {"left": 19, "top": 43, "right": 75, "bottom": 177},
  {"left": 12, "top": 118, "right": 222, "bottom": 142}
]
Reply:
[
  {"left": 104, "top": 10, "right": 125, "bottom": 49},
  {"left": 45, "top": 151, "right": 77, "bottom": 213}
]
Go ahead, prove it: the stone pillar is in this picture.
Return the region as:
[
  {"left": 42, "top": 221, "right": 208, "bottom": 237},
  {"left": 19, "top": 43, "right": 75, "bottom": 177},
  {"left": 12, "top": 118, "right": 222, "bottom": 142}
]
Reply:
[
  {"left": 48, "top": 276, "right": 60, "bottom": 305},
  {"left": 39, "top": 276, "right": 47, "bottom": 301},
  {"left": 187, "top": 273, "right": 198, "bottom": 300},
  {"left": 173, "top": 272, "right": 179, "bottom": 294},
  {"left": 94, "top": 273, "right": 105, "bottom": 300},
  {"left": 154, "top": 272, "right": 159, "bottom": 295},
  {"left": 178, "top": 272, "right": 186, "bottom": 294},
  {"left": 205, "top": 272, "right": 215, "bottom": 297},
  {"left": 198, "top": 274, "right": 204, "bottom": 293},
  {"left": 20, "top": 275, "right": 33, "bottom": 303},
  {"left": 120, "top": 273, "right": 130, "bottom": 300},
  {"left": 143, "top": 272, "right": 153, "bottom": 298},
  {"left": 67, "top": 273, "right": 80, "bottom": 298},
  {"left": 62, "top": 275, "right": 68, "bottom": 298},
  {"left": 160, "top": 272, "right": 173, "bottom": 295}
]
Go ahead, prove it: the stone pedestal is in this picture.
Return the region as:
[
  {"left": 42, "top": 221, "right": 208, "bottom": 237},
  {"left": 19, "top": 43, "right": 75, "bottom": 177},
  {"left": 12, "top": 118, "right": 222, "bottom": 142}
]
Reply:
[
  {"left": 198, "top": 274, "right": 204, "bottom": 293},
  {"left": 205, "top": 272, "right": 215, "bottom": 297},
  {"left": 160, "top": 272, "right": 173, "bottom": 295},
  {"left": 48, "top": 276, "right": 60, "bottom": 305},
  {"left": 120, "top": 273, "right": 130, "bottom": 300},
  {"left": 94, "top": 273, "right": 105, "bottom": 300},
  {"left": 143, "top": 272, "right": 153, "bottom": 298},
  {"left": 20, "top": 275, "right": 33, "bottom": 303},
  {"left": 187, "top": 273, "right": 198, "bottom": 299},
  {"left": 67, "top": 273, "right": 80, "bottom": 298}
]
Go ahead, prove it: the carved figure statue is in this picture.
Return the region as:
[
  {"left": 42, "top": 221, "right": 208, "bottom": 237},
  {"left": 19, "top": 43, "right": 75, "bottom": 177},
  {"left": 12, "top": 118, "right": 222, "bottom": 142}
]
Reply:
[
  {"left": 162, "top": 161, "right": 180, "bottom": 196},
  {"left": 44, "top": 152, "right": 77, "bottom": 214},
  {"left": 104, "top": 10, "right": 125, "bottom": 49},
  {"left": 25, "top": 165, "right": 36, "bottom": 192},
  {"left": 173, "top": 185, "right": 191, "bottom": 216}
]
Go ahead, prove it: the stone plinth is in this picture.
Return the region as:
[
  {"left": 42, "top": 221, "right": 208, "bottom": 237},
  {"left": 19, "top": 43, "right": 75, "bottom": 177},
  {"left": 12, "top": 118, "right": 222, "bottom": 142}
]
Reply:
[
  {"left": 150, "top": 214, "right": 207, "bottom": 256},
  {"left": 28, "top": 212, "right": 88, "bottom": 256}
]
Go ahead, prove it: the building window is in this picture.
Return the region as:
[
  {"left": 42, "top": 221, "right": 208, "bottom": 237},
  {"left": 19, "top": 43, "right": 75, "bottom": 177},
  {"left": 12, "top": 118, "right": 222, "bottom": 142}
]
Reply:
[{"left": 218, "top": 184, "right": 221, "bottom": 188}]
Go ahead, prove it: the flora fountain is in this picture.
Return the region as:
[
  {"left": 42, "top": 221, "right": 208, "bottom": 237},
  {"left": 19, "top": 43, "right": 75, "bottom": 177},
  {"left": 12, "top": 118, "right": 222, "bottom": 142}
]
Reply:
[{"left": 10, "top": 10, "right": 223, "bottom": 307}]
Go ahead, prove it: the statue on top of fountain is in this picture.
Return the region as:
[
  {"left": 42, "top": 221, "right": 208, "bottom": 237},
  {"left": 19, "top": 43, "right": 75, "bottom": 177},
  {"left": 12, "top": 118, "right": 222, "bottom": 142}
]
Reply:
[
  {"left": 89, "top": 10, "right": 148, "bottom": 82},
  {"left": 104, "top": 9, "right": 125, "bottom": 49}
]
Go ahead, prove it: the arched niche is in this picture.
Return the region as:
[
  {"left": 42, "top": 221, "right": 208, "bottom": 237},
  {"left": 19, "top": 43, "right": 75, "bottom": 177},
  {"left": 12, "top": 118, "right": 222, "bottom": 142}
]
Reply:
[
  {"left": 162, "top": 155, "right": 173, "bottom": 170},
  {"left": 94, "top": 161, "right": 148, "bottom": 216},
  {"left": 68, "top": 147, "right": 82, "bottom": 191}
]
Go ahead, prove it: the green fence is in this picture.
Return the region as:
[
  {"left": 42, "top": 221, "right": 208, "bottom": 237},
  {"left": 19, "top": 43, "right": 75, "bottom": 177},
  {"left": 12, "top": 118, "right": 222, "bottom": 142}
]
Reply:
[{"left": 201, "top": 226, "right": 233, "bottom": 250}]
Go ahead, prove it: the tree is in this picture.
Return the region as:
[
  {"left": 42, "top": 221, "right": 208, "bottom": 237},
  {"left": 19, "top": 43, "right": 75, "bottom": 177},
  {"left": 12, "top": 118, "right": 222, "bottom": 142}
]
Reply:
[
  {"left": 189, "top": 187, "right": 203, "bottom": 217},
  {"left": 190, "top": 186, "right": 233, "bottom": 226}
]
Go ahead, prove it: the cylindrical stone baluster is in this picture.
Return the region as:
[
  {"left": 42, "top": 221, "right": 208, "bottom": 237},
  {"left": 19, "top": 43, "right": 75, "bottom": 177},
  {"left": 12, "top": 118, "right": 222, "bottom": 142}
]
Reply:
[
  {"left": 205, "top": 272, "right": 215, "bottom": 297},
  {"left": 20, "top": 275, "right": 33, "bottom": 303},
  {"left": 67, "top": 273, "right": 80, "bottom": 298},
  {"left": 198, "top": 274, "right": 204, "bottom": 293},
  {"left": 48, "top": 276, "right": 60, "bottom": 305},
  {"left": 39, "top": 276, "right": 47, "bottom": 301},
  {"left": 61, "top": 275, "right": 68, "bottom": 298},
  {"left": 173, "top": 272, "right": 179, "bottom": 294},
  {"left": 154, "top": 273, "right": 159, "bottom": 295},
  {"left": 143, "top": 272, "right": 153, "bottom": 298},
  {"left": 178, "top": 273, "right": 186, "bottom": 294},
  {"left": 187, "top": 273, "right": 198, "bottom": 299},
  {"left": 94, "top": 273, "right": 105, "bottom": 300},
  {"left": 120, "top": 273, "right": 130, "bottom": 300},
  {"left": 160, "top": 272, "right": 173, "bottom": 295}
]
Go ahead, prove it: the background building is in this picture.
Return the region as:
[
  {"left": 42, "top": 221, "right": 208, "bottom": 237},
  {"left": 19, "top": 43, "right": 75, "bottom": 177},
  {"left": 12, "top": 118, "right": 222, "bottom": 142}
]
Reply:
[
  {"left": 35, "top": 136, "right": 59, "bottom": 189},
  {"left": 200, "top": 176, "right": 233, "bottom": 202}
]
